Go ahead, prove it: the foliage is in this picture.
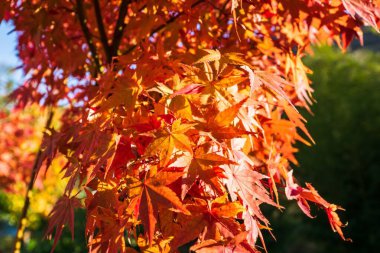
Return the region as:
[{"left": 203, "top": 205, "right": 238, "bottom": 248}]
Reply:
[{"left": 1, "top": 1, "right": 380, "bottom": 252}]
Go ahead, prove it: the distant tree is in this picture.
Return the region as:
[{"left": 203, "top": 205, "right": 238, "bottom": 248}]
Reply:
[{"left": 0, "top": 65, "right": 15, "bottom": 106}]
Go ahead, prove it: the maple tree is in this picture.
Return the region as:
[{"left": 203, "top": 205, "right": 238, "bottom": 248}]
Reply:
[{"left": 1, "top": 0, "right": 380, "bottom": 252}]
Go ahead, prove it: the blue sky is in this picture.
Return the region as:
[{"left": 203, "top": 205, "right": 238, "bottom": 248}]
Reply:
[
  {"left": 0, "top": 22, "right": 19, "bottom": 67},
  {"left": 0, "top": 22, "right": 23, "bottom": 90}
]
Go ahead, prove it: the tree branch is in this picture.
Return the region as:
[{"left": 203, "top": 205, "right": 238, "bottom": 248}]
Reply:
[
  {"left": 12, "top": 110, "right": 55, "bottom": 253},
  {"left": 76, "top": 0, "right": 101, "bottom": 73},
  {"left": 214, "top": 0, "right": 230, "bottom": 22},
  {"left": 93, "top": 0, "right": 112, "bottom": 63},
  {"left": 110, "top": 0, "right": 132, "bottom": 58}
]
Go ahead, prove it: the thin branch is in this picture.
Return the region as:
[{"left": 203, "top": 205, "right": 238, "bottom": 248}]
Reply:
[
  {"left": 110, "top": 0, "right": 132, "bottom": 58},
  {"left": 216, "top": 0, "right": 230, "bottom": 22},
  {"left": 12, "top": 110, "right": 55, "bottom": 253},
  {"left": 76, "top": 0, "right": 101, "bottom": 73},
  {"left": 123, "top": 0, "right": 205, "bottom": 55},
  {"left": 93, "top": 0, "right": 112, "bottom": 63}
]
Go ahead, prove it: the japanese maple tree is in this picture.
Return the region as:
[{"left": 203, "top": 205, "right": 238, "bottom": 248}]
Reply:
[{"left": 1, "top": 0, "right": 379, "bottom": 252}]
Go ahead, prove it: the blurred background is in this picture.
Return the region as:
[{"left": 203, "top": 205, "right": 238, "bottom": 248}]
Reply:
[
  {"left": 264, "top": 45, "right": 380, "bottom": 253},
  {"left": 0, "top": 21, "right": 379, "bottom": 252}
]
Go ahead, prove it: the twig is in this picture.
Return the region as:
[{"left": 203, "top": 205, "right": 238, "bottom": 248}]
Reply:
[
  {"left": 93, "top": 0, "right": 112, "bottom": 63},
  {"left": 76, "top": 0, "right": 101, "bottom": 73},
  {"left": 12, "top": 110, "right": 55, "bottom": 253},
  {"left": 217, "top": 0, "right": 230, "bottom": 22},
  {"left": 110, "top": 0, "right": 132, "bottom": 58}
]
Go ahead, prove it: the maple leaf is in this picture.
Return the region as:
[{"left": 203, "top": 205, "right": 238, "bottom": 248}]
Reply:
[
  {"left": 209, "top": 97, "right": 248, "bottom": 129},
  {"left": 326, "top": 204, "right": 352, "bottom": 242},
  {"left": 224, "top": 53, "right": 254, "bottom": 68},
  {"left": 91, "top": 74, "right": 142, "bottom": 114},
  {"left": 197, "top": 97, "right": 251, "bottom": 140},
  {"left": 145, "top": 119, "right": 194, "bottom": 167},
  {"left": 285, "top": 170, "right": 351, "bottom": 241},
  {"left": 342, "top": 0, "right": 380, "bottom": 31},
  {"left": 285, "top": 170, "right": 314, "bottom": 218},
  {"left": 105, "top": 135, "right": 136, "bottom": 175},
  {"left": 159, "top": 204, "right": 208, "bottom": 249},
  {"left": 170, "top": 83, "right": 205, "bottom": 97},
  {"left": 187, "top": 197, "right": 258, "bottom": 252},
  {"left": 86, "top": 179, "right": 119, "bottom": 212},
  {"left": 37, "top": 127, "right": 61, "bottom": 175},
  {"left": 45, "top": 194, "right": 82, "bottom": 253},
  {"left": 285, "top": 53, "right": 314, "bottom": 110},
  {"left": 169, "top": 95, "right": 193, "bottom": 120},
  {"left": 134, "top": 236, "right": 172, "bottom": 253},
  {"left": 194, "top": 49, "right": 222, "bottom": 65},
  {"left": 181, "top": 145, "right": 236, "bottom": 199},
  {"left": 162, "top": 196, "right": 251, "bottom": 251},
  {"left": 243, "top": 68, "right": 297, "bottom": 111},
  {"left": 224, "top": 152, "right": 278, "bottom": 224},
  {"left": 138, "top": 171, "right": 190, "bottom": 245},
  {"left": 211, "top": 196, "right": 245, "bottom": 218},
  {"left": 87, "top": 207, "right": 130, "bottom": 253},
  {"left": 190, "top": 238, "right": 258, "bottom": 253}
]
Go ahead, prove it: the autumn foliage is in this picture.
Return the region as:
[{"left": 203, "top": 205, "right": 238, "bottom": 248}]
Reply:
[{"left": 1, "top": 0, "right": 379, "bottom": 252}]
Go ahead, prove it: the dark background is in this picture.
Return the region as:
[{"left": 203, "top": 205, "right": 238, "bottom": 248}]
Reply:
[{"left": 264, "top": 45, "right": 380, "bottom": 253}]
